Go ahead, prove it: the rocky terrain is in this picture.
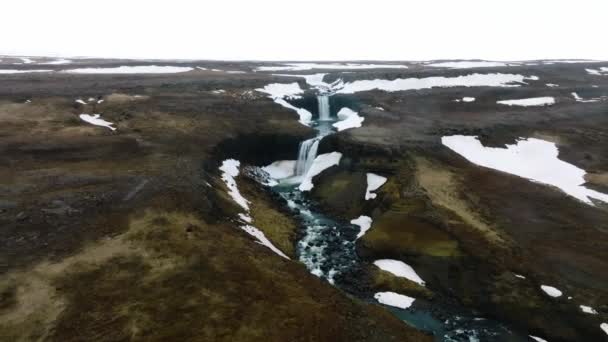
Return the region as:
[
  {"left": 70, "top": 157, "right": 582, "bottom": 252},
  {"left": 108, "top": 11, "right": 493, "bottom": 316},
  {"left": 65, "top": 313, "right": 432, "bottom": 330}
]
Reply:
[{"left": 0, "top": 57, "right": 607, "bottom": 341}]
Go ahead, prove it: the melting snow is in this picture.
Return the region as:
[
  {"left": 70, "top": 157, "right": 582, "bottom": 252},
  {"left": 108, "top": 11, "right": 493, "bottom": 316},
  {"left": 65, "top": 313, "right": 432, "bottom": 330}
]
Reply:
[
  {"left": 274, "top": 99, "right": 313, "bottom": 125},
  {"left": 255, "top": 83, "right": 304, "bottom": 99},
  {"left": 219, "top": 159, "right": 250, "bottom": 211},
  {"left": 540, "top": 285, "right": 562, "bottom": 297},
  {"left": 256, "top": 82, "right": 312, "bottom": 125},
  {"left": 546, "top": 83, "right": 559, "bottom": 87},
  {"left": 497, "top": 97, "right": 555, "bottom": 107},
  {"left": 428, "top": 61, "right": 511, "bottom": 69},
  {"left": 514, "top": 274, "right": 526, "bottom": 279},
  {"left": 586, "top": 67, "right": 608, "bottom": 76},
  {"left": 365, "top": 173, "right": 387, "bottom": 200},
  {"left": 263, "top": 160, "right": 296, "bottom": 180},
  {"left": 337, "top": 73, "right": 538, "bottom": 94},
  {"left": 601, "top": 323, "right": 608, "bottom": 336},
  {"left": 333, "top": 107, "right": 364, "bottom": 131},
  {"left": 42, "top": 59, "right": 72, "bottom": 65},
  {"left": 64, "top": 66, "right": 193, "bottom": 74},
  {"left": 219, "top": 159, "right": 289, "bottom": 259},
  {"left": 442, "top": 135, "right": 608, "bottom": 205},
  {"left": 75, "top": 99, "right": 87, "bottom": 105},
  {"left": 373, "top": 259, "right": 425, "bottom": 286},
  {"left": 299, "top": 152, "right": 342, "bottom": 191},
  {"left": 580, "top": 305, "right": 598, "bottom": 314},
  {"left": 0, "top": 69, "right": 52, "bottom": 74},
  {"left": 79, "top": 114, "right": 116, "bottom": 131},
  {"left": 374, "top": 292, "right": 415, "bottom": 309},
  {"left": 571, "top": 92, "right": 604, "bottom": 103},
  {"left": 257, "top": 63, "right": 408, "bottom": 72},
  {"left": 241, "top": 224, "right": 289, "bottom": 259},
  {"left": 529, "top": 336, "right": 548, "bottom": 342},
  {"left": 351, "top": 215, "right": 373, "bottom": 239}
]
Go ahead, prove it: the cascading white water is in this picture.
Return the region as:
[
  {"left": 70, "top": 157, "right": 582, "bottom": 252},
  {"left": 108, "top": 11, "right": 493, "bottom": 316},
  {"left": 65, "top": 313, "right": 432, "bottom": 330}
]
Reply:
[
  {"left": 294, "top": 95, "right": 332, "bottom": 176},
  {"left": 295, "top": 138, "right": 320, "bottom": 176},
  {"left": 317, "top": 95, "right": 330, "bottom": 121}
]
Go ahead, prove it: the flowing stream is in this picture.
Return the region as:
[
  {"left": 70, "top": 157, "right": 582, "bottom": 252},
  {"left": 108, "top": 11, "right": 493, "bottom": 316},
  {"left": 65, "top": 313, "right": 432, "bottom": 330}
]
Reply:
[{"left": 270, "top": 94, "right": 529, "bottom": 342}]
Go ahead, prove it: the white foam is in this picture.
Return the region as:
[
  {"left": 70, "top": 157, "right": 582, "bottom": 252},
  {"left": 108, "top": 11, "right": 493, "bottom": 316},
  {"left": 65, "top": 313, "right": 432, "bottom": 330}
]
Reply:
[
  {"left": 373, "top": 259, "right": 425, "bottom": 286},
  {"left": 64, "top": 65, "right": 193, "bottom": 74},
  {"left": 442, "top": 135, "right": 608, "bottom": 205},
  {"left": 351, "top": 215, "right": 373, "bottom": 239},
  {"left": 337, "top": 73, "right": 538, "bottom": 94},
  {"left": 79, "top": 114, "right": 116, "bottom": 131},
  {"left": 299, "top": 152, "right": 342, "bottom": 191},
  {"left": 497, "top": 97, "right": 555, "bottom": 106},
  {"left": 374, "top": 292, "right": 415, "bottom": 309}
]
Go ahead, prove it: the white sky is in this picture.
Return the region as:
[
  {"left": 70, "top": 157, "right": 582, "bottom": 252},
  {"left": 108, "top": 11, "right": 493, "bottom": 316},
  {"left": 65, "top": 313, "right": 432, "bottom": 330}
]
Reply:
[{"left": 2, "top": 0, "right": 608, "bottom": 61}]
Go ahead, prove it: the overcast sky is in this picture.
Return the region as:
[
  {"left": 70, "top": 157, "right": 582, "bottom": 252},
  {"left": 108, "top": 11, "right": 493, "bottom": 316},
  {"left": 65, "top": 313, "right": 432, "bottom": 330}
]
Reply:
[{"left": 2, "top": 0, "right": 607, "bottom": 61}]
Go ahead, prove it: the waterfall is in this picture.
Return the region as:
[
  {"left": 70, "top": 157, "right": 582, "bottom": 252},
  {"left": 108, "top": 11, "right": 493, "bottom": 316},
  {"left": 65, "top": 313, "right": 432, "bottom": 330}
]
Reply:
[
  {"left": 317, "top": 95, "right": 330, "bottom": 121},
  {"left": 295, "top": 138, "right": 320, "bottom": 176}
]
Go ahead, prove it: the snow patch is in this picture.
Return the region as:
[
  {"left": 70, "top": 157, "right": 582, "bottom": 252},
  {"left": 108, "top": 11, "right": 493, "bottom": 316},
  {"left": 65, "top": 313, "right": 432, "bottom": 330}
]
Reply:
[
  {"left": 546, "top": 83, "right": 559, "bottom": 87},
  {"left": 337, "top": 73, "right": 538, "bottom": 94},
  {"left": 373, "top": 259, "right": 425, "bottom": 286},
  {"left": 263, "top": 160, "right": 296, "bottom": 180},
  {"left": 601, "top": 323, "right": 608, "bottom": 336},
  {"left": 540, "top": 285, "right": 562, "bottom": 298},
  {"left": 374, "top": 292, "right": 415, "bottom": 309},
  {"left": 79, "top": 114, "right": 116, "bottom": 131},
  {"left": 529, "top": 336, "right": 548, "bottom": 342},
  {"left": 299, "top": 152, "right": 342, "bottom": 191},
  {"left": 365, "top": 173, "right": 387, "bottom": 200},
  {"left": 351, "top": 215, "right": 372, "bottom": 239},
  {"left": 428, "top": 61, "right": 511, "bottom": 69},
  {"left": 497, "top": 97, "right": 555, "bottom": 107},
  {"left": 75, "top": 99, "right": 87, "bottom": 105},
  {"left": 514, "top": 274, "right": 526, "bottom": 279},
  {"left": 274, "top": 99, "right": 313, "bottom": 125},
  {"left": 219, "top": 159, "right": 249, "bottom": 211},
  {"left": 64, "top": 66, "right": 193, "bottom": 74},
  {"left": 333, "top": 107, "right": 364, "bottom": 131},
  {"left": 257, "top": 63, "right": 408, "bottom": 72},
  {"left": 580, "top": 305, "right": 598, "bottom": 315},
  {"left": 219, "top": 159, "right": 289, "bottom": 259},
  {"left": 442, "top": 135, "right": 608, "bottom": 205},
  {"left": 0, "top": 69, "right": 52, "bottom": 74},
  {"left": 256, "top": 82, "right": 312, "bottom": 125}
]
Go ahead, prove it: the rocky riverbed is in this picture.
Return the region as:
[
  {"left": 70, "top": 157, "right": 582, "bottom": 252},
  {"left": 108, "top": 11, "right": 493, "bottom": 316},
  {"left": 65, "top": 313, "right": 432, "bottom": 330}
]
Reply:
[{"left": 1, "top": 58, "right": 607, "bottom": 341}]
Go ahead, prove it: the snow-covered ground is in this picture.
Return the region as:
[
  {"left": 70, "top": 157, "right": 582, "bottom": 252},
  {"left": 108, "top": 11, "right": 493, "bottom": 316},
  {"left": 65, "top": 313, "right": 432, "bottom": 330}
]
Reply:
[
  {"left": 373, "top": 259, "right": 425, "bottom": 286},
  {"left": 337, "top": 73, "right": 539, "bottom": 94},
  {"left": 333, "top": 107, "right": 364, "bottom": 131},
  {"left": 497, "top": 97, "right": 555, "bottom": 106},
  {"left": 219, "top": 159, "right": 289, "bottom": 259},
  {"left": 540, "top": 285, "right": 562, "bottom": 297},
  {"left": 0, "top": 69, "right": 52, "bottom": 74},
  {"left": 579, "top": 305, "right": 598, "bottom": 314},
  {"left": 374, "top": 292, "right": 416, "bottom": 309},
  {"left": 257, "top": 62, "right": 408, "bottom": 72},
  {"left": 256, "top": 82, "right": 313, "bottom": 125},
  {"left": 365, "top": 173, "right": 387, "bottom": 200},
  {"left": 427, "top": 61, "right": 512, "bottom": 69},
  {"left": 351, "top": 215, "right": 372, "bottom": 239},
  {"left": 299, "top": 152, "right": 342, "bottom": 191},
  {"left": 64, "top": 66, "right": 194, "bottom": 74},
  {"left": 79, "top": 114, "right": 116, "bottom": 131},
  {"left": 442, "top": 135, "right": 608, "bottom": 205}
]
